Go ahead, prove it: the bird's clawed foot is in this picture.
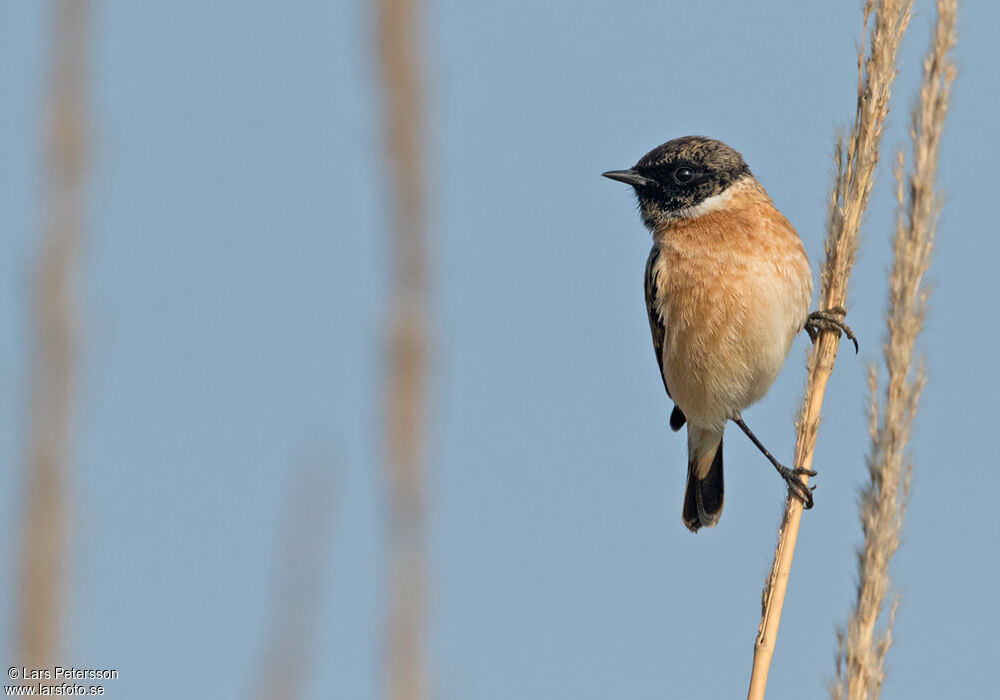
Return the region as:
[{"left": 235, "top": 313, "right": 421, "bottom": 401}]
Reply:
[
  {"left": 776, "top": 465, "right": 817, "bottom": 509},
  {"left": 805, "top": 306, "right": 859, "bottom": 353}
]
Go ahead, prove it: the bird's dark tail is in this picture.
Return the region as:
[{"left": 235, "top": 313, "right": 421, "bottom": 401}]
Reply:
[{"left": 682, "top": 426, "right": 725, "bottom": 532}]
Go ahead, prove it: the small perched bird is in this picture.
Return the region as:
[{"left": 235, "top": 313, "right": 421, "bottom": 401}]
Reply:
[{"left": 603, "top": 136, "right": 853, "bottom": 532}]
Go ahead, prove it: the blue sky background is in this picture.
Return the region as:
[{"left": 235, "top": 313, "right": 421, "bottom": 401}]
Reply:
[{"left": 1, "top": 1, "right": 998, "bottom": 698}]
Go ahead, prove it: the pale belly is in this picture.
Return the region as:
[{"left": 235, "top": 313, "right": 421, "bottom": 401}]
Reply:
[{"left": 655, "top": 253, "right": 810, "bottom": 430}]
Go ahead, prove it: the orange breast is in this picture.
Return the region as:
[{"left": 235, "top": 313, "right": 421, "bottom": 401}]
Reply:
[{"left": 652, "top": 192, "right": 812, "bottom": 429}]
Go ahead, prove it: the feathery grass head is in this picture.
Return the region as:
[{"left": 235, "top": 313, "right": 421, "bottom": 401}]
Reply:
[
  {"left": 831, "top": 2, "right": 956, "bottom": 698},
  {"left": 748, "top": 1, "right": 917, "bottom": 697}
]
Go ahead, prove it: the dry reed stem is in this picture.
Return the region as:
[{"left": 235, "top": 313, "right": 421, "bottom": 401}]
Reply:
[
  {"left": 253, "top": 458, "right": 336, "bottom": 700},
  {"left": 17, "top": 0, "right": 89, "bottom": 671},
  {"left": 747, "top": 1, "right": 912, "bottom": 697},
  {"left": 377, "top": 0, "right": 428, "bottom": 696},
  {"left": 831, "top": 2, "right": 956, "bottom": 697}
]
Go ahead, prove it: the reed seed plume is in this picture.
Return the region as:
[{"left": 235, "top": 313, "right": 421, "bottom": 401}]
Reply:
[
  {"left": 747, "top": 2, "right": 912, "bottom": 697},
  {"left": 376, "top": 0, "right": 429, "bottom": 695},
  {"left": 822, "top": 0, "right": 913, "bottom": 309},
  {"left": 17, "top": 0, "right": 90, "bottom": 671},
  {"left": 831, "top": 2, "right": 957, "bottom": 697}
]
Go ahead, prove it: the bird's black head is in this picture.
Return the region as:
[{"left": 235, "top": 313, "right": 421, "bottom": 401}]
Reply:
[{"left": 603, "top": 136, "right": 752, "bottom": 229}]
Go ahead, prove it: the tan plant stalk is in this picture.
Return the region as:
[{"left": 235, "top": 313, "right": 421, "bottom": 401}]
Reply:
[
  {"left": 746, "top": 1, "right": 912, "bottom": 697},
  {"left": 254, "top": 459, "right": 336, "bottom": 700},
  {"left": 17, "top": 0, "right": 89, "bottom": 670},
  {"left": 831, "top": 2, "right": 956, "bottom": 698},
  {"left": 376, "top": 0, "right": 428, "bottom": 696}
]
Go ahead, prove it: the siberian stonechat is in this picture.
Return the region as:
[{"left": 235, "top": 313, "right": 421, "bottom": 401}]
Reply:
[{"left": 603, "top": 136, "right": 853, "bottom": 532}]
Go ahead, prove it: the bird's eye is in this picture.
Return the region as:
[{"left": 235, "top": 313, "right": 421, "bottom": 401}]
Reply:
[{"left": 673, "top": 167, "right": 695, "bottom": 184}]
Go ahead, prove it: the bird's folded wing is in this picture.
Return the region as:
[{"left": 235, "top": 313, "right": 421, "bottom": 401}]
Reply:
[
  {"left": 644, "top": 246, "right": 671, "bottom": 398},
  {"left": 645, "top": 246, "right": 687, "bottom": 432}
]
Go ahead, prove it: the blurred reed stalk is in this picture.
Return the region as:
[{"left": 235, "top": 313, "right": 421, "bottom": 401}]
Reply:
[
  {"left": 747, "top": 1, "right": 912, "bottom": 697},
  {"left": 376, "top": 0, "right": 429, "bottom": 695},
  {"left": 831, "top": 2, "right": 957, "bottom": 698},
  {"left": 17, "top": 0, "right": 89, "bottom": 670},
  {"left": 253, "top": 458, "right": 336, "bottom": 700}
]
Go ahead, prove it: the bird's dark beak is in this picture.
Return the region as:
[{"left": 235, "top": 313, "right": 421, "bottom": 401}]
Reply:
[{"left": 601, "top": 169, "right": 655, "bottom": 187}]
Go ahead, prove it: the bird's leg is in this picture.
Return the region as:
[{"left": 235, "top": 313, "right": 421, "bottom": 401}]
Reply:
[
  {"left": 804, "top": 305, "right": 859, "bottom": 353},
  {"left": 732, "top": 415, "right": 815, "bottom": 509}
]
